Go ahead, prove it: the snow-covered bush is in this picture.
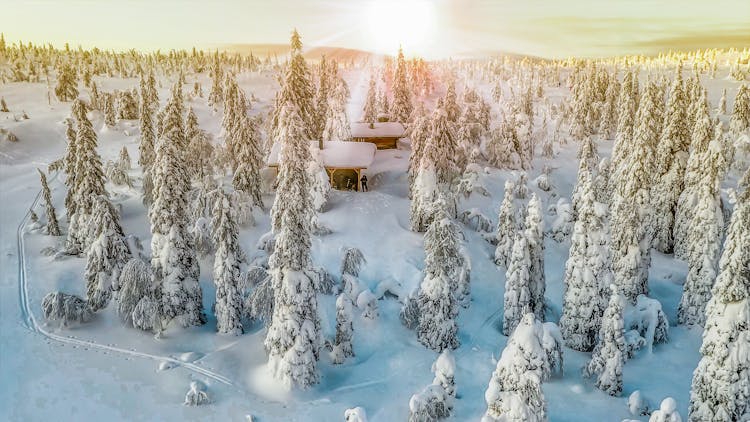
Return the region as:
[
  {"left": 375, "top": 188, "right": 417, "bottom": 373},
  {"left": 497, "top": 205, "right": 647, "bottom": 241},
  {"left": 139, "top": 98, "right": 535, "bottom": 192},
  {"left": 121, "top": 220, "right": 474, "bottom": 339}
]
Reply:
[
  {"left": 432, "top": 350, "right": 456, "bottom": 400},
  {"left": 356, "top": 290, "right": 378, "bottom": 320},
  {"left": 331, "top": 293, "right": 355, "bottom": 364},
  {"left": 458, "top": 208, "right": 493, "bottom": 233},
  {"left": 409, "top": 384, "right": 451, "bottom": 422},
  {"left": 628, "top": 390, "right": 650, "bottom": 416},
  {"left": 117, "top": 258, "right": 153, "bottom": 324},
  {"left": 183, "top": 381, "right": 210, "bottom": 406},
  {"left": 41, "top": 292, "right": 94, "bottom": 327},
  {"left": 191, "top": 217, "right": 213, "bottom": 256},
  {"left": 344, "top": 407, "right": 368, "bottom": 422},
  {"left": 105, "top": 159, "right": 133, "bottom": 187},
  {"left": 245, "top": 277, "right": 273, "bottom": 325},
  {"left": 649, "top": 397, "right": 682, "bottom": 422},
  {"left": 550, "top": 198, "right": 573, "bottom": 242},
  {"left": 400, "top": 292, "right": 420, "bottom": 329},
  {"left": 624, "top": 295, "right": 669, "bottom": 352},
  {"left": 131, "top": 296, "right": 161, "bottom": 331},
  {"left": 456, "top": 163, "right": 489, "bottom": 198}
]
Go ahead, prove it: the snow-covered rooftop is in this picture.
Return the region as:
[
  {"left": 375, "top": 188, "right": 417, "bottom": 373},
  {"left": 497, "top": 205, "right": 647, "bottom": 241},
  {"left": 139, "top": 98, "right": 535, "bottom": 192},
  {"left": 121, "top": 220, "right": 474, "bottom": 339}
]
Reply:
[
  {"left": 267, "top": 141, "right": 377, "bottom": 169},
  {"left": 350, "top": 122, "right": 406, "bottom": 138}
]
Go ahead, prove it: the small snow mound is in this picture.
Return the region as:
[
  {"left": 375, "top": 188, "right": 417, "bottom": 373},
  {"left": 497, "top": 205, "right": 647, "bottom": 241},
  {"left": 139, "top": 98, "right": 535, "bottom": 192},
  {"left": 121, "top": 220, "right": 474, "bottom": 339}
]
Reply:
[
  {"left": 179, "top": 352, "right": 204, "bottom": 363},
  {"left": 158, "top": 361, "right": 177, "bottom": 372}
]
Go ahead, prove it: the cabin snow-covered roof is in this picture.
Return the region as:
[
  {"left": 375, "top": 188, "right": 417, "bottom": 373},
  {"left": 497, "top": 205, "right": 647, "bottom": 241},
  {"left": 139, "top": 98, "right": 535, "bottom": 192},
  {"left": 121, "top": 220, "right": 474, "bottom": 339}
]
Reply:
[
  {"left": 267, "top": 141, "right": 377, "bottom": 169},
  {"left": 350, "top": 122, "right": 406, "bottom": 139}
]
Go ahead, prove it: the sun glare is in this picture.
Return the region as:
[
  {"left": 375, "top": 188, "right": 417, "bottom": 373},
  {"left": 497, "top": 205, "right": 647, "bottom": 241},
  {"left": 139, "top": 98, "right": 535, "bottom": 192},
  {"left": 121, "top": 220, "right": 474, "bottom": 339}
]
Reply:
[{"left": 365, "top": 0, "right": 436, "bottom": 56}]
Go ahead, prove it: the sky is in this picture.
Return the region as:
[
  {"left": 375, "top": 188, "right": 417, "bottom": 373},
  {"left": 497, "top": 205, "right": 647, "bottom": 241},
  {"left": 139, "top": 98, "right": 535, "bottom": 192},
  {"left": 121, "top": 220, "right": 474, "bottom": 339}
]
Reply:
[{"left": 2, "top": 0, "right": 749, "bottom": 58}]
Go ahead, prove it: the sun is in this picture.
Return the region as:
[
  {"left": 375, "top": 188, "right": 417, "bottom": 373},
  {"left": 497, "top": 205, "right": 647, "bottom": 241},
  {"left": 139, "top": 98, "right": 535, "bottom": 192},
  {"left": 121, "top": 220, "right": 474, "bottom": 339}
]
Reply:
[{"left": 365, "top": 0, "right": 436, "bottom": 56}]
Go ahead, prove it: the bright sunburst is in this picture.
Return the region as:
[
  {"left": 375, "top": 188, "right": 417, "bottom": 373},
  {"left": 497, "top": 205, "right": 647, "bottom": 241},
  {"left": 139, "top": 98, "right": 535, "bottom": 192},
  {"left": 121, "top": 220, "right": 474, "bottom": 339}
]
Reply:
[{"left": 365, "top": 0, "right": 436, "bottom": 56}]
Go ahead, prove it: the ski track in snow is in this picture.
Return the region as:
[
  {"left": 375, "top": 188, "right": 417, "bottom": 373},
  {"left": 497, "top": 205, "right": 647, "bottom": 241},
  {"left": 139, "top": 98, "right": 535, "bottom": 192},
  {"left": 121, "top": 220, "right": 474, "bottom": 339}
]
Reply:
[{"left": 15, "top": 176, "right": 238, "bottom": 390}]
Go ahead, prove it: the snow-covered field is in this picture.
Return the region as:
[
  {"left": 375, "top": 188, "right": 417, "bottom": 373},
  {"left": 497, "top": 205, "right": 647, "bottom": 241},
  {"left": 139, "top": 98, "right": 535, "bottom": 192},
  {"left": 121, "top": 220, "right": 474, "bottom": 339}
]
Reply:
[{"left": 0, "top": 60, "right": 746, "bottom": 422}]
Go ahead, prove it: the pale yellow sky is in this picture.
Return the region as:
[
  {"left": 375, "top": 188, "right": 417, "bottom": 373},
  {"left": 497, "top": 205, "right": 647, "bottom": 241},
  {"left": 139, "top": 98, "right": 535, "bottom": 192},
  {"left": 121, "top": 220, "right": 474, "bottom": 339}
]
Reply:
[{"left": 1, "top": 0, "right": 748, "bottom": 58}]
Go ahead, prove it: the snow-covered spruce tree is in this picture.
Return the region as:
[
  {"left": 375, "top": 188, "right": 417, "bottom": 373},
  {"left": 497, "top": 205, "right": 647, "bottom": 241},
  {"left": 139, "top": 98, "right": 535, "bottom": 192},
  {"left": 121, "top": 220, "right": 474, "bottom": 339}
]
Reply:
[
  {"left": 410, "top": 107, "right": 460, "bottom": 232},
  {"left": 103, "top": 93, "right": 116, "bottom": 127},
  {"left": 525, "top": 193, "right": 546, "bottom": 321},
  {"left": 688, "top": 175, "right": 750, "bottom": 422},
  {"left": 208, "top": 52, "right": 224, "bottom": 108},
  {"left": 61, "top": 117, "right": 79, "bottom": 214},
  {"left": 308, "top": 146, "right": 331, "bottom": 211},
  {"left": 118, "top": 146, "right": 131, "bottom": 170},
  {"left": 593, "top": 157, "right": 611, "bottom": 205},
  {"left": 269, "top": 30, "right": 317, "bottom": 141},
  {"left": 677, "top": 138, "right": 726, "bottom": 326},
  {"left": 609, "top": 81, "right": 660, "bottom": 303},
  {"left": 390, "top": 47, "right": 413, "bottom": 124},
  {"left": 232, "top": 116, "right": 264, "bottom": 209},
  {"left": 331, "top": 293, "right": 354, "bottom": 364},
  {"left": 407, "top": 111, "right": 431, "bottom": 198},
  {"left": 494, "top": 180, "right": 517, "bottom": 269},
  {"left": 584, "top": 284, "right": 626, "bottom": 396},
  {"left": 322, "top": 79, "right": 351, "bottom": 141},
  {"left": 211, "top": 190, "right": 244, "bottom": 335},
  {"left": 138, "top": 80, "right": 157, "bottom": 170},
  {"left": 116, "top": 89, "right": 138, "bottom": 120},
  {"left": 55, "top": 62, "right": 78, "bottom": 102},
  {"left": 362, "top": 73, "right": 378, "bottom": 125},
  {"left": 610, "top": 70, "right": 637, "bottom": 173},
  {"left": 560, "top": 167, "right": 611, "bottom": 352},
  {"left": 313, "top": 55, "right": 331, "bottom": 141},
  {"left": 651, "top": 69, "right": 690, "bottom": 253},
  {"left": 729, "top": 83, "right": 749, "bottom": 137},
  {"left": 718, "top": 88, "right": 727, "bottom": 115},
  {"left": 482, "top": 314, "right": 551, "bottom": 422},
  {"left": 599, "top": 75, "right": 620, "bottom": 139},
  {"left": 503, "top": 233, "right": 533, "bottom": 336},
  {"left": 265, "top": 103, "right": 321, "bottom": 389},
  {"left": 417, "top": 206, "right": 460, "bottom": 352},
  {"left": 675, "top": 89, "right": 713, "bottom": 260},
  {"left": 84, "top": 195, "right": 131, "bottom": 311},
  {"left": 66, "top": 100, "right": 106, "bottom": 253},
  {"left": 149, "top": 93, "right": 206, "bottom": 328},
  {"left": 37, "top": 169, "right": 61, "bottom": 236}
]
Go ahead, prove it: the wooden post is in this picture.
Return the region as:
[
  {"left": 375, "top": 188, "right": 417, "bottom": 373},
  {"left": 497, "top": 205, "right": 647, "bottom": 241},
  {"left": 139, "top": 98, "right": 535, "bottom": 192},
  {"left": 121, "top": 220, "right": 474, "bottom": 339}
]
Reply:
[{"left": 356, "top": 169, "right": 361, "bottom": 191}]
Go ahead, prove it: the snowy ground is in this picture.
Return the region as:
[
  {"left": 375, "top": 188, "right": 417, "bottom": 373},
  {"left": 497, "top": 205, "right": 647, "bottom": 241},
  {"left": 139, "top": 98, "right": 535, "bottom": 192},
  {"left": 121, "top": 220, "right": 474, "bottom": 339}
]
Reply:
[{"left": 0, "top": 65, "right": 745, "bottom": 421}]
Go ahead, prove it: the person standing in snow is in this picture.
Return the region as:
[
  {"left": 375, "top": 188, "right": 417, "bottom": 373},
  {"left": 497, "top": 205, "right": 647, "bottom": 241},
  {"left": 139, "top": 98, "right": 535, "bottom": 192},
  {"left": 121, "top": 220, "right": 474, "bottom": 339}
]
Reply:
[{"left": 360, "top": 174, "right": 368, "bottom": 192}]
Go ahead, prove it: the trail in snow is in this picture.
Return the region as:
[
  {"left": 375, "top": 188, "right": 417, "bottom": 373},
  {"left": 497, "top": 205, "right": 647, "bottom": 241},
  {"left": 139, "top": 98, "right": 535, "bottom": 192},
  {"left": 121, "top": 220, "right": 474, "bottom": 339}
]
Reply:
[{"left": 15, "top": 176, "right": 237, "bottom": 389}]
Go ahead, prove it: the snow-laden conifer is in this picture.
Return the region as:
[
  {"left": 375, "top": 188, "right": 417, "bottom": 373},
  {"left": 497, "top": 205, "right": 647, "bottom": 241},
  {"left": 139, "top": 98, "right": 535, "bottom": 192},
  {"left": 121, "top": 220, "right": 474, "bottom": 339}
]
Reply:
[
  {"left": 677, "top": 138, "right": 725, "bottom": 326},
  {"left": 688, "top": 174, "right": 750, "bottom": 422},
  {"left": 560, "top": 166, "right": 611, "bottom": 351},
  {"left": 331, "top": 293, "right": 354, "bottom": 364},
  {"left": 38, "top": 169, "right": 61, "bottom": 236},
  {"left": 482, "top": 314, "right": 555, "bottom": 422},
  {"left": 66, "top": 100, "right": 106, "bottom": 253},
  {"left": 150, "top": 91, "right": 205, "bottom": 328},
  {"left": 503, "top": 233, "right": 532, "bottom": 336},
  {"left": 417, "top": 205, "right": 460, "bottom": 352},
  {"left": 211, "top": 190, "right": 244, "bottom": 335},
  {"left": 265, "top": 103, "right": 321, "bottom": 389},
  {"left": 84, "top": 195, "right": 131, "bottom": 311},
  {"left": 584, "top": 285, "right": 627, "bottom": 396},
  {"left": 525, "top": 193, "right": 546, "bottom": 320},
  {"left": 494, "top": 181, "right": 516, "bottom": 269}
]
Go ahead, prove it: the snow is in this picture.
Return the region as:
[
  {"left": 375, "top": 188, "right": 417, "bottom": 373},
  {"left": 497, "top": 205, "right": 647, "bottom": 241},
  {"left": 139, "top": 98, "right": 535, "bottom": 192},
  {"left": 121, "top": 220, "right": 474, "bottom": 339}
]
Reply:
[
  {"left": 267, "top": 140, "right": 376, "bottom": 169},
  {"left": 1, "top": 57, "right": 747, "bottom": 421},
  {"left": 350, "top": 121, "right": 406, "bottom": 138}
]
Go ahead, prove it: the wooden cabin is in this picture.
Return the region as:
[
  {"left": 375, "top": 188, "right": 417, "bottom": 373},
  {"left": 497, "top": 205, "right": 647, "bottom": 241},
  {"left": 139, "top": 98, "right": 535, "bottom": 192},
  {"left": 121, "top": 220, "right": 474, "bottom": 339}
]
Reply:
[
  {"left": 267, "top": 141, "right": 377, "bottom": 191},
  {"left": 350, "top": 122, "right": 406, "bottom": 150}
]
